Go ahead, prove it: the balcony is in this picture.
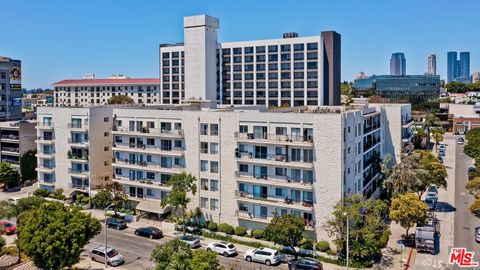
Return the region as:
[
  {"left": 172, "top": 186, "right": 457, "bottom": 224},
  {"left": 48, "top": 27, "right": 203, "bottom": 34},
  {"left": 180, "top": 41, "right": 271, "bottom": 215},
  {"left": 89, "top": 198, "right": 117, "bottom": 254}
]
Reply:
[
  {"left": 36, "top": 136, "right": 55, "bottom": 144},
  {"left": 235, "top": 210, "right": 272, "bottom": 223},
  {"left": 234, "top": 190, "right": 313, "bottom": 211},
  {"left": 112, "top": 126, "right": 184, "bottom": 138},
  {"left": 234, "top": 132, "right": 313, "bottom": 146},
  {"left": 113, "top": 158, "right": 184, "bottom": 174},
  {"left": 68, "top": 168, "right": 89, "bottom": 178},
  {"left": 36, "top": 151, "right": 55, "bottom": 159},
  {"left": 0, "top": 134, "right": 19, "bottom": 141},
  {"left": 235, "top": 151, "right": 314, "bottom": 169},
  {"left": 402, "top": 117, "right": 414, "bottom": 128},
  {"left": 36, "top": 165, "right": 55, "bottom": 173},
  {"left": 1, "top": 147, "right": 19, "bottom": 155},
  {"left": 67, "top": 151, "right": 89, "bottom": 162},
  {"left": 363, "top": 137, "right": 381, "bottom": 152},
  {"left": 113, "top": 142, "right": 184, "bottom": 156},
  {"left": 114, "top": 177, "right": 171, "bottom": 190},
  {"left": 69, "top": 183, "right": 89, "bottom": 191},
  {"left": 68, "top": 138, "right": 89, "bottom": 147},
  {"left": 363, "top": 122, "right": 381, "bottom": 134},
  {"left": 67, "top": 123, "right": 88, "bottom": 132},
  {"left": 235, "top": 171, "right": 314, "bottom": 190},
  {"left": 39, "top": 179, "right": 55, "bottom": 186},
  {"left": 37, "top": 123, "right": 54, "bottom": 130},
  {"left": 402, "top": 131, "right": 414, "bottom": 143}
]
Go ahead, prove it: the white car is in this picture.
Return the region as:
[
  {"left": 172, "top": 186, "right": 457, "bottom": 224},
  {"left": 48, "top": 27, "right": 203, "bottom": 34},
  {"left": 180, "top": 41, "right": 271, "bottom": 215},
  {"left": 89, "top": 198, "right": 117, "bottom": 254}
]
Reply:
[
  {"left": 178, "top": 235, "right": 201, "bottom": 248},
  {"left": 90, "top": 245, "right": 124, "bottom": 267},
  {"left": 207, "top": 241, "right": 237, "bottom": 256},
  {"left": 7, "top": 197, "right": 20, "bottom": 205},
  {"left": 244, "top": 247, "right": 280, "bottom": 266}
]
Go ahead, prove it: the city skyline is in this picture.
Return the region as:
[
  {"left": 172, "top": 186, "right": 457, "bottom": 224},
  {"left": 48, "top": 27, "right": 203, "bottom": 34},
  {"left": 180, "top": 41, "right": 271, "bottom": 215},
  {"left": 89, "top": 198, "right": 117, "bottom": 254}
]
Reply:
[{"left": 1, "top": 0, "right": 480, "bottom": 89}]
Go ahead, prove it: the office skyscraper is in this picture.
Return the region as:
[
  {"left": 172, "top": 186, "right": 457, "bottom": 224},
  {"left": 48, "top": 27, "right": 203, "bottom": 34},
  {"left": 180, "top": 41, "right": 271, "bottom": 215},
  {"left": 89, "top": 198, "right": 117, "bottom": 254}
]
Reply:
[
  {"left": 447, "top": 51, "right": 471, "bottom": 83},
  {"left": 428, "top": 54, "right": 436, "bottom": 75},
  {"left": 390, "top": 53, "right": 406, "bottom": 76}
]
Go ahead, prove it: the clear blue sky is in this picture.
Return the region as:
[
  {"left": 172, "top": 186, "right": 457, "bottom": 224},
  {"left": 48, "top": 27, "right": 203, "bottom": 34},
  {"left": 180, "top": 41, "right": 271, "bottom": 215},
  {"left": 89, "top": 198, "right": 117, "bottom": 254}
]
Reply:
[{"left": 2, "top": 0, "right": 480, "bottom": 89}]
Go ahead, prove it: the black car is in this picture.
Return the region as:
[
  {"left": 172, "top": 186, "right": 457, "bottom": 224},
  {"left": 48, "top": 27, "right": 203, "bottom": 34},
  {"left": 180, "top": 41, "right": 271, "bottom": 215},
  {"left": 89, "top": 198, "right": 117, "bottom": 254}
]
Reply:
[
  {"left": 289, "top": 258, "right": 323, "bottom": 270},
  {"left": 134, "top": 226, "right": 163, "bottom": 239},
  {"left": 105, "top": 218, "right": 127, "bottom": 230}
]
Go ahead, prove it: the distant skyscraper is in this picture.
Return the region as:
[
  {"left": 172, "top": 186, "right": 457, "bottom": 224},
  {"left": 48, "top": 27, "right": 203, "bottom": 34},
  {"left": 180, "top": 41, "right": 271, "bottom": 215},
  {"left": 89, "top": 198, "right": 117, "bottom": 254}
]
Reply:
[
  {"left": 428, "top": 54, "right": 436, "bottom": 75},
  {"left": 472, "top": 72, "right": 480, "bottom": 83},
  {"left": 447, "top": 51, "right": 457, "bottom": 83},
  {"left": 460, "top": 52, "right": 470, "bottom": 79},
  {"left": 390, "top": 53, "right": 406, "bottom": 75}
]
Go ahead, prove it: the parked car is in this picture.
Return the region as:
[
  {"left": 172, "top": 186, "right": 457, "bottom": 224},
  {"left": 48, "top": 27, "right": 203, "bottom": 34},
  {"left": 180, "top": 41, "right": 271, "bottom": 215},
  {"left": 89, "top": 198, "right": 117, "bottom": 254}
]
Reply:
[
  {"left": 206, "top": 241, "right": 237, "bottom": 256},
  {"left": 0, "top": 221, "right": 16, "bottom": 235},
  {"left": 7, "top": 197, "right": 19, "bottom": 205},
  {"left": 105, "top": 218, "right": 127, "bottom": 230},
  {"left": 438, "top": 150, "right": 445, "bottom": 157},
  {"left": 458, "top": 137, "right": 465, "bottom": 145},
  {"left": 475, "top": 227, "right": 480, "bottom": 243},
  {"left": 425, "top": 195, "right": 437, "bottom": 210},
  {"left": 90, "top": 245, "right": 124, "bottom": 267},
  {"left": 244, "top": 247, "right": 280, "bottom": 266},
  {"left": 278, "top": 253, "right": 296, "bottom": 264},
  {"left": 438, "top": 143, "right": 446, "bottom": 150},
  {"left": 134, "top": 227, "right": 163, "bottom": 239},
  {"left": 288, "top": 257, "right": 323, "bottom": 270},
  {"left": 427, "top": 185, "right": 438, "bottom": 197},
  {"left": 469, "top": 166, "right": 477, "bottom": 174},
  {"left": 179, "top": 235, "right": 201, "bottom": 248}
]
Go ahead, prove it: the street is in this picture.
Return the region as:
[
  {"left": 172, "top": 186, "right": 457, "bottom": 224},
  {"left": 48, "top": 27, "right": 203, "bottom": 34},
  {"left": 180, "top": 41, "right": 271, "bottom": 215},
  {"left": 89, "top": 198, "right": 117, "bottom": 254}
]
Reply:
[{"left": 80, "top": 225, "right": 289, "bottom": 270}]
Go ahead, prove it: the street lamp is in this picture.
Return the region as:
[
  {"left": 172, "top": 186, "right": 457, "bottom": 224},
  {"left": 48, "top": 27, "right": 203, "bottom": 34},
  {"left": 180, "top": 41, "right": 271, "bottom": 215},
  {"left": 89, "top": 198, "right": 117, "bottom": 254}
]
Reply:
[
  {"left": 104, "top": 204, "right": 115, "bottom": 268},
  {"left": 343, "top": 212, "right": 349, "bottom": 270}
]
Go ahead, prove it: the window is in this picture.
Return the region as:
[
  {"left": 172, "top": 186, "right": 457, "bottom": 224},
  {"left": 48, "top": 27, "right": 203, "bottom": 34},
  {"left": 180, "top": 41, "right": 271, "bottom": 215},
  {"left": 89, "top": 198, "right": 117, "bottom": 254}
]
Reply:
[
  {"left": 268, "top": 45, "right": 278, "bottom": 52},
  {"left": 201, "top": 178, "right": 209, "bottom": 190},
  {"left": 276, "top": 188, "right": 286, "bottom": 197},
  {"left": 147, "top": 172, "right": 155, "bottom": 180},
  {"left": 147, "top": 138, "right": 155, "bottom": 145},
  {"left": 200, "top": 124, "right": 208, "bottom": 135},
  {"left": 210, "top": 124, "right": 219, "bottom": 135},
  {"left": 104, "top": 147, "right": 109, "bottom": 151},
  {"left": 239, "top": 164, "right": 248, "bottom": 172},
  {"left": 303, "top": 170, "right": 314, "bottom": 184},
  {"left": 239, "top": 125, "right": 248, "bottom": 133},
  {"left": 161, "top": 157, "right": 172, "bottom": 168},
  {"left": 147, "top": 189, "right": 154, "bottom": 197},
  {"left": 201, "top": 142, "right": 209, "bottom": 154},
  {"left": 210, "top": 161, "right": 219, "bottom": 173},
  {"left": 104, "top": 132, "right": 109, "bottom": 137},
  {"left": 104, "top": 117, "right": 109, "bottom": 122},
  {"left": 201, "top": 197, "right": 209, "bottom": 209},
  {"left": 201, "top": 160, "right": 208, "bottom": 172},
  {"left": 210, "top": 143, "right": 219, "bottom": 154},
  {"left": 210, "top": 180, "right": 218, "bottom": 192},
  {"left": 175, "top": 140, "right": 183, "bottom": 149},
  {"left": 210, "top": 199, "right": 219, "bottom": 211},
  {"left": 281, "top": 44, "right": 291, "bottom": 52},
  {"left": 275, "top": 167, "right": 286, "bottom": 176}
]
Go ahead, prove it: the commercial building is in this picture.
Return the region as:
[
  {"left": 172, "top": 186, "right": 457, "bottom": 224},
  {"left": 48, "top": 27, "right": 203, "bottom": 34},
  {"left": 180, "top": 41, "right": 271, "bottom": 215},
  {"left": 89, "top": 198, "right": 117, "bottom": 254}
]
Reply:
[
  {"left": 447, "top": 51, "right": 471, "bottom": 83},
  {"left": 453, "top": 116, "right": 480, "bottom": 134},
  {"left": 0, "top": 56, "right": 23, "bottom": 121},
  {"left": 36, "top": 100, "right": 411, "bottom": 240},
  {"left": 353, "top": 75, "right": 441, "bottom": 103},
  {"left": 160, "top": 15, "right": 341, "bottom": 107},
  {"left": 0, "top": 120, "right": 36, "bottom": 169},
  {"left": 390, "top": 53, "right": 406, "bottom": 76},
  {"left": 428, "top": 54, "right": 436, "bottom": 75},
  {"left": 53, "top": 75, "right": 160, "bottom": 107},
  {"left": 472, "top": 72, "right": 480, "bottom": 83}
]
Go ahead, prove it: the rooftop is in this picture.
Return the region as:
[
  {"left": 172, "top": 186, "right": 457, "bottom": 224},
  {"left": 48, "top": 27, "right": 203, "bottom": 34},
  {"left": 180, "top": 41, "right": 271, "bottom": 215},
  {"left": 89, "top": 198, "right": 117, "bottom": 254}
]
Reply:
[{"left": 53, "top": 78, "right": 159, "bottom": 86}]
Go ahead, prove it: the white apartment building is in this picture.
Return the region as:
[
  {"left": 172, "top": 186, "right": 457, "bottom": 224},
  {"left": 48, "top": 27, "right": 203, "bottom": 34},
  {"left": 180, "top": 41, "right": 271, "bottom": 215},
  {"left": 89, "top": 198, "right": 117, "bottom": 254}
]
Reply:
[
  {"left": 36, "top": 101, "right": 410, "bottom": 241},
  {"left": 160, "top": 15, "right": 341, "bottom": 107},
  {"left": 53, "top": 76, "right": 160, "bottom": 107},
  {"left": 36, "top": 107, "right": 113, "bottom": 195}
]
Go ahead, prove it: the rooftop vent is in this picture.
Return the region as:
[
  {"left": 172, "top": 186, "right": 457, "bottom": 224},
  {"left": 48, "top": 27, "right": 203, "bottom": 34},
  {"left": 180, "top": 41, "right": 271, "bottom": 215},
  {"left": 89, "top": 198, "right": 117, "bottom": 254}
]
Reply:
[{"left": 283, "top": 32, "right": 298, "bottom": 38}]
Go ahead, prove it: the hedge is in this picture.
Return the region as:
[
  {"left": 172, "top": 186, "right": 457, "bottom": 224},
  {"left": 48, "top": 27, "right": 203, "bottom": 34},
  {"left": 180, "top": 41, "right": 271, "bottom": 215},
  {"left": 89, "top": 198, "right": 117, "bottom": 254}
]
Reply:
[
  {"left": 234, "top": 226, "right": 247, "bottom": 236},
  {"left": 202, "top": 231, "right": 264, "bottom": 249},
  {"left": 316, "top": 241, "right": 330, "bottom": 252},
  {"left": 377, "top": 229, "right": 391, "bottom": 249},
  {"left": 300, "top": 238, "right": 314, "bottom": 250},
  {"left": 207, "top": 221, "right": 218, "bottom": 231},
  {"left": 251, "top": 229, "right": 264, "bottom": 239},
  {"left": 218, "top": 223, "right": 234, "bottom": 235}
]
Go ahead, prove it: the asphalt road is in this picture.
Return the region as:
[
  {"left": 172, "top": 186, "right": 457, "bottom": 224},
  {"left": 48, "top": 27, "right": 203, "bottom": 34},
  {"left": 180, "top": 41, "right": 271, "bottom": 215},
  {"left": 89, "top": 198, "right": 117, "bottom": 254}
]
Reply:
[
  {"left": 80, "top": 225, "right": 288, "bottom": 270},
  {"left": 453, "top": 139, "right": 480, "bottom": 270}
]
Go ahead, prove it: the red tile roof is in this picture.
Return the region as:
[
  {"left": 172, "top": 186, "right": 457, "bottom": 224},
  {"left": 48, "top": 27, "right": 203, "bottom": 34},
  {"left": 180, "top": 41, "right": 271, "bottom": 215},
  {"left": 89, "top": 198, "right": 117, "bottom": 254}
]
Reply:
[{"left": 53, "top": 78, "right": 159, "bottom": 86}]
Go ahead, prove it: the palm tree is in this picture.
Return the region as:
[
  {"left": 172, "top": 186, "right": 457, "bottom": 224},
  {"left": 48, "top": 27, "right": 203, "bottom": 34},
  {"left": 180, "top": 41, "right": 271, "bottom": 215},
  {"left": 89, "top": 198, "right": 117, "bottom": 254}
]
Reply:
[
  {"left": 431, "top": 128, "right": 445, "bottom": 150},
  {"left": 0, "top": 163, "right": 20, "bottom": 191},
  {"left": 423, "top": 113, "right": 440, "bottom": 133}
]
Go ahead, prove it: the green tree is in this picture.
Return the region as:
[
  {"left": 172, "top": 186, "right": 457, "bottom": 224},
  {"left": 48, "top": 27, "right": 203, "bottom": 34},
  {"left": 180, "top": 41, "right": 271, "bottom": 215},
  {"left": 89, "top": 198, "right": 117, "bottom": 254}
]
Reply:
[
  {"left": 0, "top": 163, "right": 20, "bottom": 190},
  {"left": 431, "top": 128, "right": 445, "bottom": 150},
  {"left": 189, "top": 249, "right": 222, "bottom": 270},
  {"left": 0, "top": 200, "right": 15, "bottom": 219},
  {"left": 108, "top": 95, "right": 134, "bottom": 104},
  {"left": 412, "top": 127, "right": 428, "bottom": 150},
  {"left": 151, "top": 238, "right": 193, "bottom": 270},
  {"left": 464, "top": 129, "right": 480, "bottom": 160},
  {"left": 20, "top": 149, "right": 37, "bottom": 182},
  {"left": 445, "top": 81, "right": 468, "bottom": 93},
  {"left": 423, "top": 113, "right": 440, "bottom": 133},
  {"left": 265, "top": 214, "right": 305, "bottom": 256},
  {"left": 389, "top": 193, "right": 429, "bottom": 236},
  {"left": 91, "top": 182, "right": 128, "bottom": 208},
  {"left": 161, "top": 172, "right": 197, "bottom": 236},
  {"left": 466, "top": 177, "right": 480, "bottom": 197},
  {"left": 17, "top": 202, "right": 101, "bottom": 269},
  {"left": 14, "top": 196, "right": 46, "bottom": 216},
  {"left": 325, "top": 195, "right": 389, "bottom": 261}
]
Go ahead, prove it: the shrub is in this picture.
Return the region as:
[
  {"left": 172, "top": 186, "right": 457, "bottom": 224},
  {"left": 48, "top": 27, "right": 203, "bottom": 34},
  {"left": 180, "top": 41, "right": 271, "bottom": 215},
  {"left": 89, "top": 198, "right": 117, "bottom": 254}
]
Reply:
[
  {"left": 234, "top": 226, "right": 247, "bottom": 236},
  {"left": 251, "top": 229, "right": 264, "bottom": 239},
  {"left": 316, "top": 240, "right": 331, "bottom": 252},
  {"left": 0, "top": 236, "right": 4, "bottom": 251},
  {"left": 33, "top": 188, "right": 50, "bottom": 198},
  {"left": 326, "top": 249, "right": 337, "bottom": 256},
  {"left": 377, "top": 229, "right": 391, "bottom": 249},
  {"left": 207, "top": 221, "right": 218, "bottom": 231},
  {"left": 299, "top": 238, "right": 314, "bottom": 250},
  {"left": 49, "top": 189, "right": 66, "bottom": 200},
  {"left": 218, "top": 223, "right": 234, "bottom": 235}
]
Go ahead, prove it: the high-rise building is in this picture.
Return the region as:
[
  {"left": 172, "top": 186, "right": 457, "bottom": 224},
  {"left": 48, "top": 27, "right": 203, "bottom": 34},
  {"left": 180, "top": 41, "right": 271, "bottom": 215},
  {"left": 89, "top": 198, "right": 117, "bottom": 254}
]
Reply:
[
  {"left": 36, "top": 101, "right": 411, "bottom": 241},
  {"left": 472, "top": 72, "right": 480, "bottom": 83},
  {"left": 0, "top": 56, "right": 23, "bottom": 121},
  {"left": 447, "top": 51, "right": 471, "bottom": 83},
  {"left": 428, "top": 54, "right": 437, "bottom": 75},
  {"left": 390, "top": 53, "right": 406, "bottom": 76},
  {"left": 160, "top": 15, "right": 341, "bottom": 107}
]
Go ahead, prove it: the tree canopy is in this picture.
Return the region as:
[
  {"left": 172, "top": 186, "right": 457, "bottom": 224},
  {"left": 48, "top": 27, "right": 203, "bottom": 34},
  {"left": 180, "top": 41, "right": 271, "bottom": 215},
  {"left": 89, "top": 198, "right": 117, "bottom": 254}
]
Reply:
[
  {"left": 389, "top": 193, "right": 429, "bottom": 236},
  {"left": 20, "top": 149, "right": 37, "bottom": 182},
  {"left": 431, "top": 128, "right": 445, "bottom": 149},
  {"left": 108, "top": 95, "right": 134, "bottom": 104},
  {"left": 325, "top": 195, "right": 389, "bottom": 261},
  {"left": 91, "top": 182, "right": 128, "bottom": 208},
  {"left": 264, "top": 214, "right": 305, "bottom": 254},
  {"left": 0, "top": 163, "right": 20, "bottom": 190},
  {"left": 17, "top": 201, "right": 101, "bottom": 269}
]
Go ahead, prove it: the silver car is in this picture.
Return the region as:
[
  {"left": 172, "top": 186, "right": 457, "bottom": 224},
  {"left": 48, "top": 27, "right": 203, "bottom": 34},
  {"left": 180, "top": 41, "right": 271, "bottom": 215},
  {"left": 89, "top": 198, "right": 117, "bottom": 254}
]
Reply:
[
  {"left": 179, "top": 235, "right": 201, "bottom": 248},
  {"left": 90, "top": 245, "right": 124, "bottom": 267}
]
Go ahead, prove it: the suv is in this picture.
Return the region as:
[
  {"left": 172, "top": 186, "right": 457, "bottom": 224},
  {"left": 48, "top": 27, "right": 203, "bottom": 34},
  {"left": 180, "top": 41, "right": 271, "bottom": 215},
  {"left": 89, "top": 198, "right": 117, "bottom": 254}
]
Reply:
[
  {"left": 179, "top": 235, "right": 201, "bottom": 248},
  {"left": 289, "top": 257, "right": 323, "bottom": 270},
  {"left": 244, "top": 247, "right": 280, "bottom": 266},
  {"left": 90, "top": 245, "right": 124, "bottom": 266},
  {"left": 207, "top": 241, "right": 237, "bottom": 256},
  {"left": 106, "top": 218, "right": 127, "bottom": 230},
  {"left": 425, "top": 195, "right": 437, "bottom": 210}
]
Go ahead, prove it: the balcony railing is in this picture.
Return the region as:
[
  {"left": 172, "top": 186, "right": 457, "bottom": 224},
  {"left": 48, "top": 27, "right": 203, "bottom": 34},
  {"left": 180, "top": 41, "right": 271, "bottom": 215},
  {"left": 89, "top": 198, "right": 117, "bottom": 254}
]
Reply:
[
  {"left": 234, "top": 190, "right": 313, "bottom": 208},
  {"left": 235, "top": 171, "right": 314, "bottom": 185},
  {"left": 235, "top": 151, "right": 313, "bottom": 163},
  {"left": 69, "top": 183, "right": 89, "bottom": 190},
  {"left": 37, "top": 123, "right": 54, "bottom": 129},
  {"left": 68, "top": 138, "right": 89, "bottom": 145},
  {"left": 37, "top": 164, "right": 54, "bottom": 170},
  {"left": 67, "top": 123, "right": 88, "bottom": 130},
  {"left": 234, "top": 132, "right": 313, "bottom": 143},
  {"left": 363, "top": 137, "right": 381, "bottom": 152},
  {"left": 364, "top": 122, "right": 381, "bottom": 133},
  {"left": 402, "top": 117, "right": 413, "bottom": 126},
  {"left": 115, "top": 176, "right": 169, "bottom": 187},
  {"left": 113, "top": 126, "right": 184, "bottom": 137},
  {"left": 113, "top": 158, "right": 184, "bottom": 170},
  {"left": 2, "top": 159, "right": 19, "bottom": 165},
  {"left": 2, "top": 147, "right": 19, "bottom": 153},
  {"left": 68, "top": 168, "right": 89, "bottom": 176},
  {"left": 113, "top": 142, "right": 184, "bottom": 154},
  {"left": 37, "top": 136, "right": 55, "bottom": 141},
  {"left": 1, "top": 134, "right": 19, "bottom": 140}
]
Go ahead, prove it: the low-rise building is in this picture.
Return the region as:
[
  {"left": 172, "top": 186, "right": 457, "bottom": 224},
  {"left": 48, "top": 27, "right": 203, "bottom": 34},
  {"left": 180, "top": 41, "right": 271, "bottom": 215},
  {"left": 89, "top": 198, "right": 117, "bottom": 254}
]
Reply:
[
  {"left": 36, "top": 101, "right": 410, "bottom": 240},
  {"left": 0, "top": 120, "right": 36, "bottom": 168}
]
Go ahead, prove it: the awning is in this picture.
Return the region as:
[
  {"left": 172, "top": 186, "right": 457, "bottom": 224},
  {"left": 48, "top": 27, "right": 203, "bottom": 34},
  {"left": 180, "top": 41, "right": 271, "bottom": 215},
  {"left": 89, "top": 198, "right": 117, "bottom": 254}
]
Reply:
[{"left": 136, "top": 200, "right": 171, "bottom": 215}]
